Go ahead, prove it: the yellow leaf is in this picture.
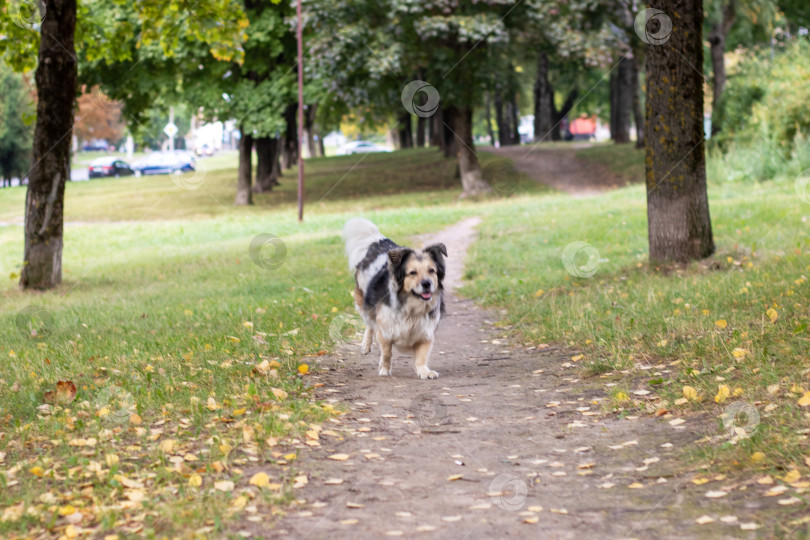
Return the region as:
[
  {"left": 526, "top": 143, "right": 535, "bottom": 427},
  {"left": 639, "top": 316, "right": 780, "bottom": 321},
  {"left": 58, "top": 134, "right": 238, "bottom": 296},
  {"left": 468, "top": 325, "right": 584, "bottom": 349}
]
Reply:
[
  {"left": 328, "top": 453, "right": 350, "bottom": 461},
  {"left": 714, "top": 319, "right": 728, "bottom": 329},
  {"left": 105, "top": 454, "right": 119, "bottom": 467},
  {"left": 158, "top": 439, "right": 176, "bottom": 453},
  {"left": 271, "top": 388, "right": 288, "bottom": 400},
  {"left": 65, "top": 525, "right": 79, "bottom": 538},
  {"left": 570, "top": 354, "right": 583, "bottom": 362},
  {"left": 692, "top": 478, "right": 710, "bottom": 485},
  {"left": 232, "top": 408, "right": 247, "bottom": 417},
  {"left": 784, "top": 470, "right": 801, "bottom": 483},
  {"left": 615, "top": 392, "right": 629, "bottom": 402},
  {"left": 682, "top": 386, "right": 698, "bottom": 401},
  {"left": 188, "top": 474, "right": 202, "bottom": 487},
  {"left": 250, "top": 472, "right": 271, "bottom": 488},
  {"left": 751, "top": 452, "right": 766, "bottom": 463},
  {"left": 766, "top": 308, "right": 778, "bottom": 323},
  {"left": 714, "top": 385, "right": 730, "bottom": 404},
  {"left": 447, "top": 474, "right": 463, "bottom": 481},
  {"left": 206, "top": 397, "right": 219, "bottom": 410},
  {"left": 58, "top": 505, "right": 76, "bottom": 516},
  {"left": 732, "top": 387, "right": 744, "bottom": 397},
  {"left": 284, "top": 453, "right": 297, "bottom": 461},
  {"left": 534, "top": 289, "right": 544, "bottom": 297},
  {"left": 214, "top": 480, "right": 234, "bottom": 492},
  {"left": 129, "top": 413, "right": 142, "bottom": 425},
  {"left": 798, "top": 392, "right": 810, "bottom": 407},
  {"left": 732, "top": 348, "right": 747, "bottom": 359},
  {"left": 29, "top": 466, "right": 45, "bottom": 477},
  {"left": 298, "top": 364, "right": 309, "bottom": 375},
  {"left": 219, "top": 442, "right": 233, "bottom": 456},
  {"left": 230, "top": 495, "right": 248, "bottom": 510}
]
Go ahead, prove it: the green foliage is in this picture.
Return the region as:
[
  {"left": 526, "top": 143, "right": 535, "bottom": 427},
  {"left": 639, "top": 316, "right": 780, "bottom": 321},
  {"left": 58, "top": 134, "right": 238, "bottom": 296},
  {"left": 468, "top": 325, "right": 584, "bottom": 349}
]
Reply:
[{"left": 0, "top": 65, "right": 34, "bottom": 182}]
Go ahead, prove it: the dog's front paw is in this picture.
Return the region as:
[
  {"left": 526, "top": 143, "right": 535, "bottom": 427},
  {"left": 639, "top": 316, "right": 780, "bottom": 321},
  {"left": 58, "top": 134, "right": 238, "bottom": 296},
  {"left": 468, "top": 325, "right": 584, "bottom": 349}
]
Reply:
[
  {"left": 378, "top": 366, "right": 393, "bottom": 376},
  {"left": 360, "top": 342, "right": 371, "bottom": 355},
  {"left": 360, "top": 329, "right": 373, "bottom": 355},
  {"left": 416, "top": 367, "right": 439, "bottom": 380}
]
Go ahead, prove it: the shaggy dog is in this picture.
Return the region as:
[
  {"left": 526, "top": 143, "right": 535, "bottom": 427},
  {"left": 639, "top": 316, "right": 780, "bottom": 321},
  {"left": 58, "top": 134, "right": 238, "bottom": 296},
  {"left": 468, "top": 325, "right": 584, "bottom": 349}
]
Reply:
[{"left": 343, "top": 218, "right": 447, "bottom": 379}]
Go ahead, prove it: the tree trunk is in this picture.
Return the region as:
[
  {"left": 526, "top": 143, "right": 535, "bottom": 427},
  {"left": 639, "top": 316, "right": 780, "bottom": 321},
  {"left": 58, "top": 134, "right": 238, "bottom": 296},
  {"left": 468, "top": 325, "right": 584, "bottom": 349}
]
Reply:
[
  {"left": 645, "top": 0, "right": 714, "bottom": 262},
  {"left": 533, "top": 51, "right": 554, "bottom": 142},
  {"left": 709, "top": 0, "right": 736, "bottom": 136},
  {"left": 416, "top": 116, "right": 426, "bottom": 147},
  {"left": 253, "top": 136, "right": 279, "bottom": 193},
  {"left": 20, "top": 0, "right": 77, "bottom": 290},
  {"left": 304, "top": 104, "right": 318, "bottom": 158},
  {"left": 508, "top": 93, "right": 520, "bottom": 144},
  {"left": 485, "top": 92, "right": 496, "bottom": 146},
  {"left": 631, "top": 51, "right": 645, "bottom": 149},
  {"left": 442, "top": 106, "right": 459, "bottom": 158},
  {"left": 430, "top": 108, "right": 443, "bottom": 149},
  {"left": 494, "top": 87, "right": 507, "bottom": 146},
  {"left": 610, "top": 56, "right": 633, "bottom": 143},
  {"left": 318, "top": 136, "right": 325, "bottom": 157},
  {"left": 281, "top": 104, "right": 297, "bottom": 169},
  {"left": 398, "top": 112, "right": 413, "bottom": 149},
  {"left": 235, "top": 128, "right": 253, "bottom": 205},
  {"left": 552, "top": 89, "right": 577, "bottom": 141},
  {"left": 453, "top": 107, "right": 491, "bottom": 197}
]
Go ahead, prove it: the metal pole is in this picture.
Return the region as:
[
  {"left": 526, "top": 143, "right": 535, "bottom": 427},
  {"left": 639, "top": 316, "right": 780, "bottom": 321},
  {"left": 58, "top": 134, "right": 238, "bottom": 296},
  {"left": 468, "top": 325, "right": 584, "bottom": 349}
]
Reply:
[{"left": 296, "top": 0, "right": 304, "bottom": 222}]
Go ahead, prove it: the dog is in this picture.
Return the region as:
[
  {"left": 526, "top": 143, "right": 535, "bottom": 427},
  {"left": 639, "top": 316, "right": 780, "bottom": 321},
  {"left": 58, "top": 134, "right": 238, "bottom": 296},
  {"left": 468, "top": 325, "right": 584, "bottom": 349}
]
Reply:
[{"left": 343, "top": 218, "right": 447, "bottom": 379}]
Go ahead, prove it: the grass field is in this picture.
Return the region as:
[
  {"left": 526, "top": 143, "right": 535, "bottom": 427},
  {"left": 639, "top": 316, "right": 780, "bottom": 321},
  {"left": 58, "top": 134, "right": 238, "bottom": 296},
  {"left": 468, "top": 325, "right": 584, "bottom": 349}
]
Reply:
[{"left": 1, "top": 145, "right": 808, "bottom": 536}]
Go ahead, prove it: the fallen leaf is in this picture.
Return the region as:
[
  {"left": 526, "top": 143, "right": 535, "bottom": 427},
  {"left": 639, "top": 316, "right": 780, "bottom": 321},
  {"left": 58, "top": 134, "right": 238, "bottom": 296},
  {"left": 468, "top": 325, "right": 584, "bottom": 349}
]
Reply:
[
  {"left": 43, "top": 380, "right": 77, "bottom": 405},
  {"left": 215, "top": 480, "right": 235, "bottom": 492},
  {"left": 250, "top": 472, "right": 271, "bottom": 488},
  {"left": 696, "top": 515, "right": 715, "bottom": 525},
  {"left": 447, "top": 474, "right": 463, "bottom": 481},
  {"left": 714, "top": 385, "right": 730, "bottom": 404},
  {"left": 714, "top": 319, "right": 727, "bottom": 329},
  {"left": 324, "top": 478, "right": 344, "bottom": 485},
  {"left": 682, "top": 386, "right": 698, "bottom": 400},
  {"left": 298, "top": 364, "right": 309, "bottom": 375},
  {"left": 328, "top": 453, "right": 350, "bottom": 461},
  {"left": 158, "top": 439, "right": 176, "bottom": 453},
  {"left": 783, "top": 470, "right": 801, "bottom": 483},
  {"left": 798, "top": 392, "right": 810, "bottom": 407},
  {"left": 271, "top": 388, "right": 288, "bottom": 400},
  {"left": 188, "top": 474, "right": 202, "bottom": 487},
  {"left": 29, "top": 466, "right": 45, "bottom": 478},
  {"left": 523, "top": 516, "right": 539, "bottom": 524},
  {"left": 705, "top": 490, "right": 728, "bottom": 498},
  {"left": 766, "top": 308, "right": 778, "bottom": 323},
  {"left": 346, "top": 502, "right": 365, "bottom": 509}
]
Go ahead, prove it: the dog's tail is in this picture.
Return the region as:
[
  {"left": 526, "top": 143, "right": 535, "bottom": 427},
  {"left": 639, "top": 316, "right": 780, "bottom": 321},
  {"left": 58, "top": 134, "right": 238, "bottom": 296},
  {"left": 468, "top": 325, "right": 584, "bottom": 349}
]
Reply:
[{"left": 343, "top": 218, "right": 385, "bottom": 270}]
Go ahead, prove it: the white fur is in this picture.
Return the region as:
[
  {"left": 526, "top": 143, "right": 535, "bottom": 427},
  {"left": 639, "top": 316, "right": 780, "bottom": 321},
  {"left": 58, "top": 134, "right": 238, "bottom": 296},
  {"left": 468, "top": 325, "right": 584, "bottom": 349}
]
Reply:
[{"left": 343, "top": 218, "right": 385, "bottom": 270}]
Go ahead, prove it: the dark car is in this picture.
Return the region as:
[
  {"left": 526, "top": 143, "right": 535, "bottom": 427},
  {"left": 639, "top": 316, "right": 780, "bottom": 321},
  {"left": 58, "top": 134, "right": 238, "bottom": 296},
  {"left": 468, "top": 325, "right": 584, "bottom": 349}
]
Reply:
[
  {"left": 88, "top": 157, "right": 135, "bottom": 178},
  {"left": 82, "top": 141, "right": 110, "bottom": 152},
  {"left": 133, "top": 152, "right": 195, "bottom": 176}
]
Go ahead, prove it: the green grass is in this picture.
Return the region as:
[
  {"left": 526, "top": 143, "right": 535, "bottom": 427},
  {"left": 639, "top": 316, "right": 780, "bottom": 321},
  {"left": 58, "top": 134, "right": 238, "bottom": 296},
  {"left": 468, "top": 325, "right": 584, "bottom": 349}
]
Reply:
[
  {"left": 576, "top": 142, "right": 645, "bottom": 185},
  {"left": 1, "top": 145, "right": 807, "bottom": 535}
]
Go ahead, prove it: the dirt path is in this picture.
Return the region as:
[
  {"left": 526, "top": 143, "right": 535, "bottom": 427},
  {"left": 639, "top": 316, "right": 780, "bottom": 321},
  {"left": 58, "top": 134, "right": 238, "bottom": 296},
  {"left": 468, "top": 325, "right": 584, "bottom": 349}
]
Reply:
[
  {"left": 489, "top": 144, "right": 627, "bottom": 195},
  {"left": 246, "top": 219, "right": 784, "bottom": 539}
]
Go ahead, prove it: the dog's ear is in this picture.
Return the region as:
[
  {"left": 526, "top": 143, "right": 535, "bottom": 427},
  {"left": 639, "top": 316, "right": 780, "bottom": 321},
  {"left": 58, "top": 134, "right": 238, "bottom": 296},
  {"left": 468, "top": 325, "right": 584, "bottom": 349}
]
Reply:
[
  {"left": 423, "top": 243, "right": 447, "bottom": 281},
  {"left": 388, "top": 248, "right": 413, "bottom": 286}
]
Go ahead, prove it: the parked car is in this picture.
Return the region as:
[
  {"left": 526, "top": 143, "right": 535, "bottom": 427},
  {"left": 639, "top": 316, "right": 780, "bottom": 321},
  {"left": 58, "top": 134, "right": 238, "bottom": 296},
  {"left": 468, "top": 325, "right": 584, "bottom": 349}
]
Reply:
[
  {"left": 82, "top": 141, "right": 110, "bottom": 152},
  {"left": 195, "top": 144, "right": 214, "bottom": 157},
  {"left": 335, "top": 141, "right": 392, "bottom": 155},
  {"left": 133, "top": 152, "right": 195, "bottom": 176},
  {"left": 88, "top": 157, "right": 135, "bottom": 178}
]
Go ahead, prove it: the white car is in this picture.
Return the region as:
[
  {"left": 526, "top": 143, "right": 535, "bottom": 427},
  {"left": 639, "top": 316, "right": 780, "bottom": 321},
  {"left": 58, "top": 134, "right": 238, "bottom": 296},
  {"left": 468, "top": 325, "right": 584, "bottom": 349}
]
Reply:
[{"left": 335, "top": 141, "right": 393, "bottom": 155}]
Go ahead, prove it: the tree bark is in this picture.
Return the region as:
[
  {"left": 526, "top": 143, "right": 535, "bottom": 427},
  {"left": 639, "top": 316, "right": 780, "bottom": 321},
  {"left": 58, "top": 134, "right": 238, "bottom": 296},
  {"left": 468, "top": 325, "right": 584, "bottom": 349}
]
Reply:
[
  {"left": 235, "top": 128, "right": 253, "bottom": 205},
  {"left": 416, "top": 115, "right": 426, "bottom": 147},
  {"left": 533, "top": 51, "right": 554, "bottom": 142},
  {"left": 453, "top": 106, "right": 491, "bottom": 197},
  {"left": 508, "top": 92, "right": 520, "bottom": 144},
  {"left": 552, "top": 89, "right": 577, "bottom": 141},
  {"left": 645, "top": 0, "right": 714, "bottom": 262},
  {"left": 494, "top": 87, "right": 507, "bottom": 146},
  {"left": 253, "top": 136, "right": 279, "bottom": 193},
  {"left": 709, "top": 0, "right": 736, "bottom": 136},
  {"left": 398, "top": 112, "right": 413, "bottom": 149},
  {"left": 430, "top": 108, "right": 443, "bottom": 149},
  {"left": 631, "top": 51, "right": 645, "bottom": 149},
  {"left": 610, "top": 56, "right": 633, "bottom": 143},
  {"left": 485, "top": 91, "right": 496, "bottom": 146},
  {"left": 442, "top": 106, "right": 459, "bottom": 158},
  {"left": 281, "top": 104, "right": 297, "bottom": 169},
  {"left": 20, "top": 0, "right": 77, "bottom": 290}
]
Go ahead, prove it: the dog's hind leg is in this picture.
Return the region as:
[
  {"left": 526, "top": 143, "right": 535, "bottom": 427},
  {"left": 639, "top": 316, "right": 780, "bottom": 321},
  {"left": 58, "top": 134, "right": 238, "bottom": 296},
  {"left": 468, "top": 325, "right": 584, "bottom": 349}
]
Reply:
[
  {"left": 377, "top": 331, "right": 393, "bottom": 376},
  {"left": 360, "top": 327, "right": 373, "bottom": 355},
  {"left": 413, "top": 340, "right": 439, "bottom": 379}
]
